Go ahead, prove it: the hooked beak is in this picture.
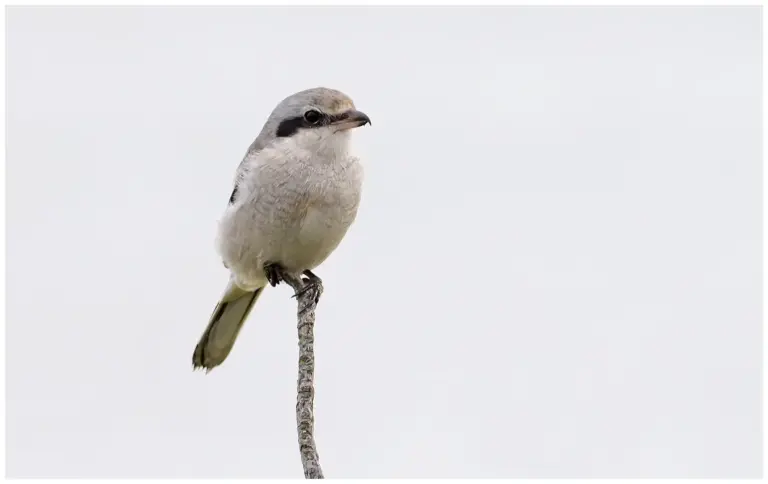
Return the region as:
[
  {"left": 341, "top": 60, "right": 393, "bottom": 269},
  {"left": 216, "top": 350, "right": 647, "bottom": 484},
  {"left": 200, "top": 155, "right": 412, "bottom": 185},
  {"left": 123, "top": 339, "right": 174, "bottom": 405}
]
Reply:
[{"left": 333, "top": 109, "right": 371, "bottom": 130}]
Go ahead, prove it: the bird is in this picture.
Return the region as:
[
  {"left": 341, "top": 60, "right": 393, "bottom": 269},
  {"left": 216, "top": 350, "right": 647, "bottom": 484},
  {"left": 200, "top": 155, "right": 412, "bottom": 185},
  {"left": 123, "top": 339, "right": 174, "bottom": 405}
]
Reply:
[{"left": 192, "top": 87, "right": 370, "bottom": 372}]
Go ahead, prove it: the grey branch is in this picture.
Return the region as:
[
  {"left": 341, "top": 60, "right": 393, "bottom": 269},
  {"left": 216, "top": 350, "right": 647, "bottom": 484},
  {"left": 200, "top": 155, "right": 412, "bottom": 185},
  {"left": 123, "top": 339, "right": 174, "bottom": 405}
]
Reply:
[{"left": 281, "top": 272, "right": 325, "bottom": 479}]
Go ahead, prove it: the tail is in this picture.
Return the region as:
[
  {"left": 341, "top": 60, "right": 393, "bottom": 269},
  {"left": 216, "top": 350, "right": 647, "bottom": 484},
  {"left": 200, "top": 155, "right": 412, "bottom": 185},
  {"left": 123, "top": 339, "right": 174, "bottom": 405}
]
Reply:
[{"left": 192, "top": 280, "right": 264, "bottom": 372}]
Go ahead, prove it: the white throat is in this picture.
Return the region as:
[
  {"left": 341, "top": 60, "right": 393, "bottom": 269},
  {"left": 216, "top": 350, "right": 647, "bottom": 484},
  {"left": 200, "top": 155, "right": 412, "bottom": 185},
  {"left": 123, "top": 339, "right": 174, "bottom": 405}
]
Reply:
[{"left": 291, "top": 128, "right": 351, "bottom": 163}]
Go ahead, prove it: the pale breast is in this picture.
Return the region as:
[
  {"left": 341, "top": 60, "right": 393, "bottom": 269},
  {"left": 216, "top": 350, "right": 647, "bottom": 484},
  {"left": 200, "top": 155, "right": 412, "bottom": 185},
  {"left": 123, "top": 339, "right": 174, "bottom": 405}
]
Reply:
[
  {"left": 217, "top": 147, "right": 363, "bottom": 283},
  {"left": 282, "top": 161, "right": 363, "bottom": 270}
]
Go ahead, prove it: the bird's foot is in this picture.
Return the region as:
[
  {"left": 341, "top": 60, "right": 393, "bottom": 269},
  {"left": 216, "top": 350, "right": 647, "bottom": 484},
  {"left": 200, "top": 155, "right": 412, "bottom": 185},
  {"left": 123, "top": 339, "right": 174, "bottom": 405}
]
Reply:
[
  {"left": 292, "top": 270, "right": 323, "bottom": 305},
  {"left": 302, "top": 269, "right": 322, "bottom": 285},
  {"left": 264, "top": 262, "right": 285, "bottom": 287}
]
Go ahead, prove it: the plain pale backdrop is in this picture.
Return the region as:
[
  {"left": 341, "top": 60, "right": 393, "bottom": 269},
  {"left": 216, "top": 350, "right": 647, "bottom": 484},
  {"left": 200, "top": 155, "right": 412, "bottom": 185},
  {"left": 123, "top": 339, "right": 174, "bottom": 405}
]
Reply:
[{"left": 6, "top": 6, "right": 762, "bottom": 478}]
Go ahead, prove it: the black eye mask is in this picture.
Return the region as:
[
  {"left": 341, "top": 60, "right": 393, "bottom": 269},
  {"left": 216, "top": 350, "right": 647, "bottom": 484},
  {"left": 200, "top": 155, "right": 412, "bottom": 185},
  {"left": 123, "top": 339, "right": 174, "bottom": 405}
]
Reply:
[{"left": 275, "top": 111, "right": 350, "bottom": 138}]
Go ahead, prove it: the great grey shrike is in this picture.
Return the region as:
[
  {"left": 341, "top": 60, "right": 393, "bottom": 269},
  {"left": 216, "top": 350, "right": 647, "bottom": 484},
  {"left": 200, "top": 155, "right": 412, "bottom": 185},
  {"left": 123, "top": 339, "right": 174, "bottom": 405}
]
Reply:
[{"left": 192, "top": 87, "right": 371, "bottom": 372}]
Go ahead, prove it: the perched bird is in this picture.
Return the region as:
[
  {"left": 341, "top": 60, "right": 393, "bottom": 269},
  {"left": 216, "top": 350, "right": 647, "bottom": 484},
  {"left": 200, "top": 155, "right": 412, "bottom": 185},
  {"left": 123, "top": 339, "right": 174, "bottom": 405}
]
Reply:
[{"left": 193, "top": 87, "right": 370, "bottom": 372}]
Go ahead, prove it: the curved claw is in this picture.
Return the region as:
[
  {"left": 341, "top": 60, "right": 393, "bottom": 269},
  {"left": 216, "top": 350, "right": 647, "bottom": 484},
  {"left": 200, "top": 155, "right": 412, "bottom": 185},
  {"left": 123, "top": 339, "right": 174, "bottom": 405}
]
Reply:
[
  {"left": 302, "top": 269, "right": 322, "bottom": 285},
  {"left": 292, "top": 272, "right": 323, "bottom": 305},
  {"left": 264, "top": 263, "right": 285, "bottom": 287}
]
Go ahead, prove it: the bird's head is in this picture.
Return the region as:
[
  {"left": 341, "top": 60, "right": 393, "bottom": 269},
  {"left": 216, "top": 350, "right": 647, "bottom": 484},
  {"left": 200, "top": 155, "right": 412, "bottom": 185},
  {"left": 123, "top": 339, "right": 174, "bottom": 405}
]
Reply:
[{"left": 250, "top": 87, "right": 370, "bottom": 157}]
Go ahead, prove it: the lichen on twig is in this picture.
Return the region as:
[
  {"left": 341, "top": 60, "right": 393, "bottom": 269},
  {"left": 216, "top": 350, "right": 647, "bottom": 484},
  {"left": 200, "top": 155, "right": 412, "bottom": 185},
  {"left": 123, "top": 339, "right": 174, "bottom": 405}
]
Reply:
[{"left": 280, "top": 271, "right": 324, "bottom": 479}]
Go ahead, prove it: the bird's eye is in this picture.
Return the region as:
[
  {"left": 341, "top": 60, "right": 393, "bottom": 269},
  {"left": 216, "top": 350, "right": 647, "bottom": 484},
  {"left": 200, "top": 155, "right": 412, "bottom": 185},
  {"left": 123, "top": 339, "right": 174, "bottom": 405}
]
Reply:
[{"left": 304, "top": 110, "right": 322, "bottom": 125}]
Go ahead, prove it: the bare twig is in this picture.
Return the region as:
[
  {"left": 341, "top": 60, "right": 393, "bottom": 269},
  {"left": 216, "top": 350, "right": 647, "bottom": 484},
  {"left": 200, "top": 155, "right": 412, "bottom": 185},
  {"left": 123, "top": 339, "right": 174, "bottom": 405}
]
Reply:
[{"left": 281, "top": 272, "right": 324, "bottom": 479}]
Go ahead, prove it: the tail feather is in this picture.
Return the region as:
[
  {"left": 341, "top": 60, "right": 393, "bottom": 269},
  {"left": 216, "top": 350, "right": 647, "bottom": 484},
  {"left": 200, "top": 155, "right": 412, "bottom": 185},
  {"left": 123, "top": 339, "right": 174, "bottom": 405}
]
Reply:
[{"left": 193, "top": 285, "right": 264, "bottom": 372}]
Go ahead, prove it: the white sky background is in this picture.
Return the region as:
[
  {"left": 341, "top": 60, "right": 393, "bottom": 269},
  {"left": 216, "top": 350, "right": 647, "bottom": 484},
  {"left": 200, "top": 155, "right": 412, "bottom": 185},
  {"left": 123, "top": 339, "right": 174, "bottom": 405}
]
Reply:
[{"left": 5, "top": 6, "right": 761, "bottom": 478}]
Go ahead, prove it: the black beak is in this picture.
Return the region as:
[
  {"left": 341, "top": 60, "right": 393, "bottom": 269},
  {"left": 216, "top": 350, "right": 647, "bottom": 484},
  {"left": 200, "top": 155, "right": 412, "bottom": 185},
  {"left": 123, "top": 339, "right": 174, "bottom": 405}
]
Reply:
[{"left": 344, "top": 109, "right": 371, "bottom": 128}]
